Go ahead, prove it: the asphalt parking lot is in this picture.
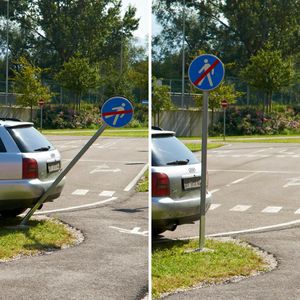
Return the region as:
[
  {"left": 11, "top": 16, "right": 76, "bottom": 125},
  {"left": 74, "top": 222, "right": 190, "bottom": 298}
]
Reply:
[
  {"left": 0, "top": 135, "right": 148, "bottom": 300},
  {"left": 162, "top": 143, "right": 300, "bottom": 238},
  {"left": 159, "top": 142, "right": 300, "bottom": 300}
]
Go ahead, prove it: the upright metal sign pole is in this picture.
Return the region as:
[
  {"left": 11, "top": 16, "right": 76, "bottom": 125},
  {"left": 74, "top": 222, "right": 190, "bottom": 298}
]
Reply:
[
  {"left": 223, "top": 107, "right": 226, "bottom": 141},
  {"left": 40, "top": 106, "right": 43, "bottom": 130},
  {"left": 199, "top": 91, "right": 209, "bottom": 249},
  {"left": 21, "top": 96, "right": 134, "bottom": 226},
  {"left": 188, "top": 54, "right": 225, "bottom": 251}
]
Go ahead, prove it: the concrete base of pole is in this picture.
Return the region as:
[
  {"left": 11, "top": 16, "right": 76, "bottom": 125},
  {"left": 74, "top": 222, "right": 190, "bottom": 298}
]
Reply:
[{"left": 184, "top": 247, "right": 214, "bottom": 253}]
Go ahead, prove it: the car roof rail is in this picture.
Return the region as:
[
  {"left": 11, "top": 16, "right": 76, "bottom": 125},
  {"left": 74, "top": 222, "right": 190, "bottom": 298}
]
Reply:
[
  {"left": 0, "top": 117, "right": 22, "bottom": 122},
  {"left": 152, "top": 126, "right": 163, "bottom": 131}
]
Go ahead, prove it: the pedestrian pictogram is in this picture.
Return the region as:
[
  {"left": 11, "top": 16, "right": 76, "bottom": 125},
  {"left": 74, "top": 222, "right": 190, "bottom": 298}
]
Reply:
[
  {"left": 101, "top": 96, "right": 134, "bottom": 128},
  {"left": 188, "top": 54, "right": 224, "bottom": 91}
]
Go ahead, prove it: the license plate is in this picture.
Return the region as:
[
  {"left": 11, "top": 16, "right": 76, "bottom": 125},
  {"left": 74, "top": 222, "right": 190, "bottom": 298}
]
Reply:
[
  {"left": 47, "top": 161, "right": 61, "bottom": 173},
  {"left": 182, "top": 177, "right": 201, "bottom": 190}
]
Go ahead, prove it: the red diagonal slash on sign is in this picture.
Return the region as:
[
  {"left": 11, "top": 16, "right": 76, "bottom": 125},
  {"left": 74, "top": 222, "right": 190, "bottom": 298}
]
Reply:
[
  {"left": 102, "top": 109, "right": 133, "bottom": 117},
  {"left": 193, "top": 59, "right": 220, "bottom": 86}
]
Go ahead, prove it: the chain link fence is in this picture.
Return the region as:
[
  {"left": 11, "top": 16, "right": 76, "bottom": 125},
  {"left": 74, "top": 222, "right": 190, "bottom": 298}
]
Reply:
[{"left": 160, "top": 77, "right": 300, "bottom": 109}]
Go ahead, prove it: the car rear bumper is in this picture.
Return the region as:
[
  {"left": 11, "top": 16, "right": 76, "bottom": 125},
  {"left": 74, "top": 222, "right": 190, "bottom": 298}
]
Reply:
[
  {"left": 152, "top": 191, "right": 212, "bottom": 225},
  {"left": 0, "top": 177, "right": 65, "bottom": 210}
]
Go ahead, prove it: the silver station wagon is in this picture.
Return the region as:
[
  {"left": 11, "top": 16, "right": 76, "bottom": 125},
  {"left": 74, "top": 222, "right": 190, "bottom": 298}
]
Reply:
[
  {"left": 152, "top": 128, "right": 212, "bottom": 235},
  {"left": 0, "top": 118, "right": 64, "bottom": 217}
]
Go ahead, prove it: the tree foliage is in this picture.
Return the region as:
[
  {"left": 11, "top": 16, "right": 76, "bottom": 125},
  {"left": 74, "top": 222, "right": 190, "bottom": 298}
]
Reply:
[
  {"left": 241, "top": 48, "right": 295, "bottom": 112},
  {"left": 13, "top": 57, "right": 52, "bottom": 121},
  {"left": 0, "top": 0, "right": 139, "bottom": 69},
  {"left": 55, "top": 55, "right": 100, "bottom": 109},
  {"left": 152, "top": 79, "right": 173, "bottom": 126}
]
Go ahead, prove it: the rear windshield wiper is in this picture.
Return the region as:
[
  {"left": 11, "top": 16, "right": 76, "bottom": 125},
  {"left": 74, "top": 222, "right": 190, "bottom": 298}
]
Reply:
[
  {"left": 34, "top": 146, "right": 51, "bottom": 152},
  {"left": 166, "top": 159, "right": 189, "bottom": 165}
]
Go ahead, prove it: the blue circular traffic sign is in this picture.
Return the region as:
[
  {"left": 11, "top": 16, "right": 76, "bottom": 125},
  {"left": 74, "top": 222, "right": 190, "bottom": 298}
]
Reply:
[
  {"left": 101, "top": 96, "right": 134, "bottom": 128},
  {"left": 188, "top": 54, "right": 225, "bottom": 91}
]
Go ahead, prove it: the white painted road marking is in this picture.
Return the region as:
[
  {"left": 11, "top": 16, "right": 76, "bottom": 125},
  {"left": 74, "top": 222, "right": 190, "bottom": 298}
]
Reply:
[
  {"left": 72, "top": 189, "right": 89, "bottom": 196},
  {"left": 109, "top": 226, "right": 148, "bottom": 236},
  {"left": 90, "top": 165, "right": 121, "bottom": 174},
  {"left": 295, "top": 208, "right": 300, "bottom": 214},
  {"left": 262, "top": 206, "right": 282, "bottom": 213},
  {"left": 226, "top": 173, "right": 257, "bottom": 187},
  {"left": 230, "top": 205, "right": 251, "bottom": 212},
  {"left": 124, "top": 164, "right": 148, "bottom": 192},
  {"left": 99, "top": 191, "right": 115, "bottom": 197},
  {"left": 210, "top": 189, "right": 220, "bottom": 194},
  {"left": 283, "top": 177, "right": 300, "bottom": 188},
  {"left": 209, "top": 204, "right": 221, "bottom": 210},
  {"left": 22, "top": 197, "right": 119, "bottom": 215}
]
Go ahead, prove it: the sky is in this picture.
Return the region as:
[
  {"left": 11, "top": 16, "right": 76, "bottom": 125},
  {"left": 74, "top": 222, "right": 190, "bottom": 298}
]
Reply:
[{"left": 121, "top": 0, "right": 150, "bottom": 42}]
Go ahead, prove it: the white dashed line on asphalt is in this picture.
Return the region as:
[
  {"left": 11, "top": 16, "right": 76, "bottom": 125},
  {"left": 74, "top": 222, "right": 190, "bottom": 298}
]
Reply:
[
  {"left": 209, "top": 204, "right": 221, "bottom": 210},
  {"left": 72, "top": 189, "right": 89, "bottom": 196},
  {"left": 99, "top": 191, "right": 115, "bottom": 197},
  {"left": 210, "top": 189, "right": 220, "bottom": 194},
  {"left": 261, "top": 206, "right": 282, "bottom": 213},
  {"left": 226, "top": 173, "right": 257, "bottom": 187},
  {"left": 230, "top": 205, "right": 252, "bottom": 212},
  {"left": 294, "top": 208, "right": 300, "bottom": 214}
]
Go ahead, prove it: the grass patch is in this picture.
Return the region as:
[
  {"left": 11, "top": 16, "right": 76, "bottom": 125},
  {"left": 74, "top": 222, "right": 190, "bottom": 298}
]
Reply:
[
  {"left": 152, "top": 238, "right": 267, "bottom": 298},
  {"left": 42, "top": 127, "right": 148, "bottom": 138},
  {"left": 136, "top": 170, "right": 148, "bottom": 192},
  {"left": 180, "top": 135, "right": 300, "bottom": 143},
  {"left": 185, "top": 143, "right": 224, "bottom": 152},
  {"left": 0, "top": 217, "right": 77, "bottom": 261}
]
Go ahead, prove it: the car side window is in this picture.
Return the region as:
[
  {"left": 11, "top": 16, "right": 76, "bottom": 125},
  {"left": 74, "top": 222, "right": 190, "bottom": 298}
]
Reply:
[{"left": 0, "top": 138, "right": 6, "bottom": 152}]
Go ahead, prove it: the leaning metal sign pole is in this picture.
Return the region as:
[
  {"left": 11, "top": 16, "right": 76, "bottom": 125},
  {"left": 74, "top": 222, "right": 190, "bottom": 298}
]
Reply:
[
  {"left": 188, "top": 54, "right": 225, "bottom": 250},
  {"left": 21, "top": 96, "right": 134, "bottom": 225}
]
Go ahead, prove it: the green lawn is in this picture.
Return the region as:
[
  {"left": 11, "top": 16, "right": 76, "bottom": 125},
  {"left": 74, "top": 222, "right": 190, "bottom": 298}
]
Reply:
[
  {"left": 185, "top": 143, "right": 224, "bottom": 152},
  {"left": 152, "top": 238, "right": 268, "bottom": 299},
  {"left": 136, "top": 170, "right": 148, "bottom": 192},
  {"left": 0, "top": 218, "right": 76, "bottom": 261},
  {"left": 42, "top": 127, "right": 148, "bottom": 138},
  {"left": 180, "top": 135, "right": 300, "bottom": 143}
]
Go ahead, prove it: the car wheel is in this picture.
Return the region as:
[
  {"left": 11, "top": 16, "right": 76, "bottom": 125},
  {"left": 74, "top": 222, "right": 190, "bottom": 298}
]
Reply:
[{"left": 0, "top": 208, "right": 27, "bottom": 218}]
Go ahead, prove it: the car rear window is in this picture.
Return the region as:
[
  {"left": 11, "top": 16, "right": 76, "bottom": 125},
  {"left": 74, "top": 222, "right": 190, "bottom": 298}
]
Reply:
[
  {"left": 0, "top": 138, "right": 6, "bottom": 152},
  {"left": 152, "top": 135, "right": 199, "bottom": 166},
  {"left": 7, "top": 126, "right": 54, "bottom": 153}
]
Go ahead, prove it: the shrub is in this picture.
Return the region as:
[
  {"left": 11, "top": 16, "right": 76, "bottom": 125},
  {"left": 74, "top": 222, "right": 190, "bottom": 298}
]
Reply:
[{"left": 213, "top": 106, "right": 300, "bottom": 136}]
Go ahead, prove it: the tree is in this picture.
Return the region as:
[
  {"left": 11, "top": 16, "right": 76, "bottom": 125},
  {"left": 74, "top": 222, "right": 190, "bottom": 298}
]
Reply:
[
  {"left": 152, "top": 79, "right": 173, "bottom": 126},
  {"left": 55, "top": 55, "right": 100, "bottom": 110},
  {"left": 13, "top": 57, "right": 52, "bottom": 121},
  {"left": 0, "top": 1, "right": 139, "bottom": 70},
  {"left": 241, "top": 48, "right": 295, "bottom": 112},
  {"left": 193, "top": 82, "right": 242, "bottom": 122}
]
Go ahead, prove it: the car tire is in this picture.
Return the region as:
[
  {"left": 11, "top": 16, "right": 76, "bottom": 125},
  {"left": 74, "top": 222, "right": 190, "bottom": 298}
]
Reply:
[{"left": 0, "top": 208, "right": 27, "bottom": 218}]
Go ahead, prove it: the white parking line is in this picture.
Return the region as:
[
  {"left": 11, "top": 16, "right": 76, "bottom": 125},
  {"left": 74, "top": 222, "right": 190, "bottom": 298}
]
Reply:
[
  {"left": 109, "top": 226, "right": 148, "bottom": 237},
  {"left": 230, "top": 205, "right": 251, "bottom": 212},
  {"left": 28, "top": 197, "right": 118, "bottom": 215},
  {"left": 210, "top": 189, "right": 220, "bottom": 194},
  {"left": 295, "top": 208, "right": 300, "bottom": 214},
  {"left": 261, "top": 206, "right": 282, "bottom": 213},
  {"left": 72, "top": 189, "right": 89, "bottom": 196},
  {"left": 124, "top": 164, "right": 148, "bottom": 192},
  {"left": 209, "top": 204, "right": 221, "bottom": 210},
  {"left": 226, "top": 173, "right": 257, "bottom": 187},
  {"left": 99, "top": 191, "right": 115, "bottom": 197}
]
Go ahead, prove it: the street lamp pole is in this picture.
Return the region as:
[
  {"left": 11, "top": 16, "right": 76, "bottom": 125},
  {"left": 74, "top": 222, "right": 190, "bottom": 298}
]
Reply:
[
  {"left": 181, "top": 0, "right": 186, "bottom": 108},
  {"left": 5, "top": 0, "right": 9, "bottom": 106}
]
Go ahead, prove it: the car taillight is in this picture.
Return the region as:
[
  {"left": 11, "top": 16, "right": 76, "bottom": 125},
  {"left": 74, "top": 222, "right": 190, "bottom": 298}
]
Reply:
[
  {"left": 22, "top": 158, "right": 38, "bottom": 179},
  {"left": 152, "top": 172, "right": 170, "bottom": 197}
]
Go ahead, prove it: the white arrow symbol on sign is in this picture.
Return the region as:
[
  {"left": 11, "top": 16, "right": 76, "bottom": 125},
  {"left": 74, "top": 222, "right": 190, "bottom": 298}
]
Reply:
[{"left": 109, "top": 226, "right": 148, "bottom": 236}]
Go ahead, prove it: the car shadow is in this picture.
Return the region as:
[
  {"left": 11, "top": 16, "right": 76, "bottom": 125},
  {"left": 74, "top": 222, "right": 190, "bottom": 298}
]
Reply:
[
  {"left": 112, "top": 207, "right": 147, "bottom": 213},
  {"left": 152, "top": 236, "right": 190, "bottom": 251}
]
